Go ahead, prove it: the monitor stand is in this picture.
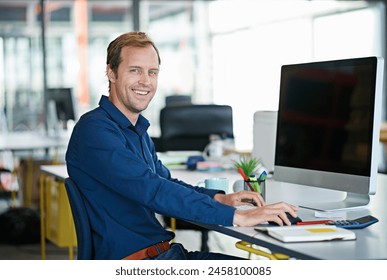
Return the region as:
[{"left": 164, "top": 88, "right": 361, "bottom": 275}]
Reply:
[{"left": 299, "top": 192, "right": 370, "bottom": 212}]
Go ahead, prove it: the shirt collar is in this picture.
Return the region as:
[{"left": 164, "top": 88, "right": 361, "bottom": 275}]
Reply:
[{"left": 99, "top": 95, "right": 150, "bottom": 136}]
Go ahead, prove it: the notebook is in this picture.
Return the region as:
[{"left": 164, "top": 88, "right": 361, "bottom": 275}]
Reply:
[{"left": 255, "top": 224, "right": 356, "bottom": 243}]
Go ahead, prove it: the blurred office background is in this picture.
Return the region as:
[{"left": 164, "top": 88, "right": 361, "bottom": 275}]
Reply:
[
  {"left": 0, "top": 0, "right": 386, "bottom": 259},
  {"left": 0, "top": 0, "right": 385, "bottom": 151}
]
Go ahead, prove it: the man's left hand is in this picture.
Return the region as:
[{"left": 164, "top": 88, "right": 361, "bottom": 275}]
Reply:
[{"left": 214, "top": 190, "right": 266, "bottom": 207}]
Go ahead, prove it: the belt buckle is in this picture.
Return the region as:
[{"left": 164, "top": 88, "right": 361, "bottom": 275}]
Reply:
[
  {"left": 146, "top": 242, "right": 168, "bottom": 258},
  {"left": 146, "top": 246, "right": 158, "bottom": 258}
]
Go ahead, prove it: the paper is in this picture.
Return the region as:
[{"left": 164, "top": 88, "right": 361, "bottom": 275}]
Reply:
[
  {"left": 314, "top": 211, "right": 346, "bottom": 219},
  {"left": 255, "top": 224, "right": 356, "bottom": 243}
]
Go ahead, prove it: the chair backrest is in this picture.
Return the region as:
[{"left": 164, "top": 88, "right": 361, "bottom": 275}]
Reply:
[
  {"left": 159, "top": 104, "right": 234, "bottom": 151},
  {"left": 64, "top": 177, "right": 93, "bottom": 260},
  {"left": 165, "top": 95, "right": 192, "bottom": 107}
]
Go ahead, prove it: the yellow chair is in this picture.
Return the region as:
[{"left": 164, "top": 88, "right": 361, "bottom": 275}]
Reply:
[
  {"left": 235, "top": 241, "right": 290, "bottom": 260},
  {"left": 40, "top": 174, "right": 77, "bottom": 259}
]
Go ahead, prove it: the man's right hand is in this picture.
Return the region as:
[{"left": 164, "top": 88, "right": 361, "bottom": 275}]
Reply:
[{"left": 232, "top": 201, "right": 299, "bottom": 227}]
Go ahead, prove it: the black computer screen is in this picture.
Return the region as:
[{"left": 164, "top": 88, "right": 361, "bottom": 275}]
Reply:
[
  {"left": 275, "top": 57, "right": 378, "bottom": 176},
  {"left": 47, "top": 88, "right": 75, "bottom": 121}
]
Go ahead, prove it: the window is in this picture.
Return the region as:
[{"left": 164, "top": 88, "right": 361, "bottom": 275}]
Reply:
[
  {"left": 209, "top": 1, "right": 384, "bottom": 150},
  {"left": 0, "top": 0, "right": 385, "bottom": 151}
]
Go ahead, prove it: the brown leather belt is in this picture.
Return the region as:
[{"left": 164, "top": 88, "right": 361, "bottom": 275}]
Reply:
[{"left": 122, "top": 241, "right": 170, "bottom": 260}]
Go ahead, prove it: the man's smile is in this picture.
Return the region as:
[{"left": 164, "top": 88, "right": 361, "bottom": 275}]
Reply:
[{"left": 133, "top": 89, "right": 149, "bottom": 95}]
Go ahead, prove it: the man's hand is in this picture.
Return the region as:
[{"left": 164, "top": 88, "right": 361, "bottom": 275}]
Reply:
[
  {"left": 214, "top": 190, "right": 266, "bottom": 207},
  {"left": 232, "top": 202, "right": 299, "bottom": 227}
]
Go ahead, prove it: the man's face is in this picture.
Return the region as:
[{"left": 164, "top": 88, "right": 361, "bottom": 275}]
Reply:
[{"left": 107, "top": 45, "right": 159, "bottom": 123}]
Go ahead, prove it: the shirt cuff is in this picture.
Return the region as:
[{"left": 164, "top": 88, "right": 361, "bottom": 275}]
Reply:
[{"left": 204, "top": 188, "right": 225, "bottom": 198}]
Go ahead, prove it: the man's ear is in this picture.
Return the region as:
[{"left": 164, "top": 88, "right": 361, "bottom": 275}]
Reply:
[{"left": 106, "top": 64, "right": 116, "bottom": 83}]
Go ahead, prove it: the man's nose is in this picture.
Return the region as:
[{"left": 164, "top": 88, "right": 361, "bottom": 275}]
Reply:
[{"left": 139, "top": 72, "right": 151, "bottom": 85}]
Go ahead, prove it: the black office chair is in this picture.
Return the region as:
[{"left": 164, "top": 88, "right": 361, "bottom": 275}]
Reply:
[
  {"left": 152, "top": 95, "right": 192, "bottom": 152},
  {"left": 64, "top": 177, "right": 94, "bottom": 260},
  {"left": 159, "top": 104, "right": 234, "bottom": 152},
  {"left": 165, "top": 95, "right": 192, "bottom": 107},
  {"left": 159, "top": 104, "right": 234, "bottom": 251}
]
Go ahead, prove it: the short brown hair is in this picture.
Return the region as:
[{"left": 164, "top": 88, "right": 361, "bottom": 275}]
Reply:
[{"left": 106, "top": 31, "right": 161, "bottom": 77}]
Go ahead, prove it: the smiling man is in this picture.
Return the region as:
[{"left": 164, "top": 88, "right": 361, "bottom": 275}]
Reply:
[
  {"left": 106, "top": 34, "right": 160, "bottom": 124},
  {"left": 65, "top": 31, "right": 298, "bottom": 260}
]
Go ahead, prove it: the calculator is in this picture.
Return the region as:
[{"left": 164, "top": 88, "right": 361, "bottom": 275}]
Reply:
[{"left": 325, "top": 215, "right": 379, "bottom": 229}]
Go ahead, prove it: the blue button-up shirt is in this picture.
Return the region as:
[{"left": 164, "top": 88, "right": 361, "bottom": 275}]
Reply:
[{"left": 65, "top": 95, "right": 235, "bottom": 259}]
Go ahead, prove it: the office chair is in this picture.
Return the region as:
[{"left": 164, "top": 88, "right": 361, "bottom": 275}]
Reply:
[
  {"left": 159, "top": 104, "right": 234, "bottom": 152},
  {"left": 235, "top": 241, "right": 290, "bottom": 260},
  {"left": 64, "top": 177, "right": 94, "bottom": 260},
  {"left": 159, "top": 104, "right": 234, "bottom": 251},
  {"left": 165, "top": 95, "right": 192, "bottom": 107},
  {"left": 152, "top": 95, "right": 192, "bottom": 152}
]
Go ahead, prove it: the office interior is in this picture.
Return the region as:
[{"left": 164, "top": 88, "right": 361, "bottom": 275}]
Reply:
[{"left": 1, "top": 0, "right": 387, "bottom": 260}]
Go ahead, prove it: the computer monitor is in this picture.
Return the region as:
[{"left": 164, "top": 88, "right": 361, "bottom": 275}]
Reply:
[
  {"left": 274, "top": 56, "right": 384, "bottom": 211},
  {"left": 47, "top": 88, "right": 76, "bottom": 129}
]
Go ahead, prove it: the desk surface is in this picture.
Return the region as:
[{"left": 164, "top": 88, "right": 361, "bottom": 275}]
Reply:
[
  {"left": 39, "top": 165, "right": 241, "bottom": 185},
  {"left": 0, "top": 131, "right": 69, "bottom": 151},
  {"left": 171, "top": 169, "right": 387, "bottom": 260},
  {"left": 41, "top": 164, "right": 68, "bottom": 179},
  {"left": 41, "top": 164, "right": 387, "bottom": 259}
]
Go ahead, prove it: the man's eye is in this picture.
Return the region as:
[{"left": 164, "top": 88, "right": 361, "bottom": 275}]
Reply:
[
  {"left": 130, "top": 68, "right": 140, "bottom": 74},
  {"left": 149, "top": 70, "right": 158, "bottom": 76}
]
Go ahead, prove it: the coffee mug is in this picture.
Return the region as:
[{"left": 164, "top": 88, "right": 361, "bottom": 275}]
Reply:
[{"left": 198, "top": 177, "right": 229, "bottom": 193}]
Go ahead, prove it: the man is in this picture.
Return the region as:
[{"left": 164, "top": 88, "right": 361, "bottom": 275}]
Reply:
[{"left": 65, "top": 31, "right": 298, "bottom": 260}]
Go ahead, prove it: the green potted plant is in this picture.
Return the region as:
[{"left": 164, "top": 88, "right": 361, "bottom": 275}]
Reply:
[
  {"left": 234, "top": 156, "right": 266, "bottom": 194},
  {"left": 232, "top": 155, "right": 261, "bottom": 178}
]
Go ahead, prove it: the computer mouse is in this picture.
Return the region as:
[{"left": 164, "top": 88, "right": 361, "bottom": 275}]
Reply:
[{"left": 268, "top": 212, "right": 302, "bottom": 226}]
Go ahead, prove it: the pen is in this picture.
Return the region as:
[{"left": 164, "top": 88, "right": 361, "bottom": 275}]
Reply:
[
  {"left": 249, "top": 174, "right": 261, "bottom": 193},
  {"left": 257, "top": 166, "right": 267, "bottom": 183},
  {"left": 296, "top": 220, "right": 332, "bottom": 226},
  {"left": 237, "top": 168, "right": 255, "bottom": 192}
]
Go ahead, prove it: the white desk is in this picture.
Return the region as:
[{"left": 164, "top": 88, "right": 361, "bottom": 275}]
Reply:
[
  {"left": 172, "top": 168, "right": 387, "bottom": 260},
  {"left": 40, "top": 164, "right": 68, "bottom": 180},
  {"left": 0, "top": 131, "right": 69, "bottom": 152},
  {"left": 40, "top": 164, "right": 387, "bottom": 259}
]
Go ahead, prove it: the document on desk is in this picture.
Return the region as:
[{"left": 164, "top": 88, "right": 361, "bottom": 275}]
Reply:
[{"left": 255, "top": 224, "right": 356, "bottom": 243}]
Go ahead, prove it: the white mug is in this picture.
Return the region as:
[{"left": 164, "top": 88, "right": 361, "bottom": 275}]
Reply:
[{"left": 198, "top": 177, "right": 229, "bottom": 193}]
